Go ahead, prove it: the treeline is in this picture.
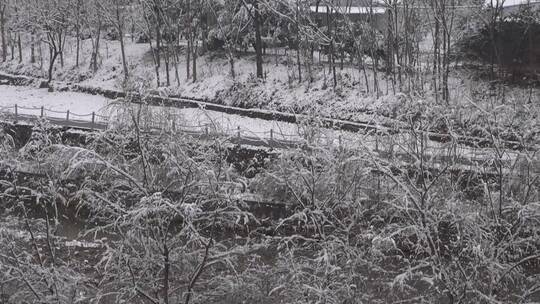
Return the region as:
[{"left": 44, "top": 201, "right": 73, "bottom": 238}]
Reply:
[{"left": 0, "top": 0, "right": 535, "bottom": 101}]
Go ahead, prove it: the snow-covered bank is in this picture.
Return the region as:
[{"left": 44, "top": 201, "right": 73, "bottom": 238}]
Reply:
[{"left": 0, "top": 83, "right": 530, "bottom": 175}]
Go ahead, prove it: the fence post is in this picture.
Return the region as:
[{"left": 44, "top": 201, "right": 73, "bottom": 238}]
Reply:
[
  {"left": 205, "top": 126, "right": 209, "bottom": 136},
  {"left": 14, "top": 104, "right": 17, "bottom": 119},
  {"left": 40, "top": 106, "right": 44, "bottom": 117},
  {"left": 91, "top": 112, "right": 95, "bottom": 128},
  {"left": 172, "top": 120, "right": 176, "bottom": 132},
  {"left": 66, "top": 110, "right": 70, "bottom": 121},
  {"left": 270, "top": 128, "right": 274, "bottom": 141},
  {"left": 339, "top": 135, "right": 342, "bottom": 148},
  {"left": 237, "top": 126, "right": 241, "bottom": 139}
]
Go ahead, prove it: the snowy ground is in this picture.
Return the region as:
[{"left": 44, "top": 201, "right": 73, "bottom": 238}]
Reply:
[
  {"left": 0, "top": 84, "right": 382, "bottom": 151},
  {"left": 0, "top": 84, "right": 392, "bottom": 155},
  {"left": 0, "top": 85, "right": 111, "bottom": 123},
  {"left": 0, "top": 84, "right": 304, "bottom": 141},
  {"left": 0, "top": 84, "right": 525, "bottom": 175}
]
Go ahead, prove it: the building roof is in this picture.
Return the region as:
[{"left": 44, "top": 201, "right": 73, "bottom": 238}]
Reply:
[
  {"left": 309, "top": 6, "right": 386, "bottom": 14},
  {"left": 313, "top": 0, "right": 386, "bottom": 5},
  {"left": 309, "top": 0, "right": 387, "bottom": 14},
  {"left": 485, "top": 0, "right": 540, "bottom": 8}
]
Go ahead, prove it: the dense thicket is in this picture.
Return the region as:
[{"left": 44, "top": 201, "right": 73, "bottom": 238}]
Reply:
[
  {"left": 0, "top": 99, "right": 540, "bottom": 303},
  {"left": 459, "top": 6, "right": 540, "bottom": 76}
]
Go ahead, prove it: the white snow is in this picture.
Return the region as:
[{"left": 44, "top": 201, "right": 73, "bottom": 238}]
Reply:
[
  {"left": 0, "top": 84, "right": 304, "bottom": 141},
  {"left": 168, "top": 107, "right": 301, "bottom": 140},
  {"left": 0, "top": 84, "right": 525, "bottom": 172},
  {"left": 0, "top": 85, "right": 110, "bottom": 120}
]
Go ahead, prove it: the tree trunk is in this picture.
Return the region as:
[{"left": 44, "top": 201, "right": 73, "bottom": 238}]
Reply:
[
  {"left": 39, "top": 41, "right": 43, "bottom": 70},
  {"left": 142, "top": 8, "right": 160, "bottom": 87},
  {"left": 295, "top": 0, "right": 302, "bottom": 83},
  {"left": 310, "top": 0, "right": 321, "bottom": 62},
  {"left": 75, "top": 0, "right": 81, "bottom": 67},
  {"left": 358, "top": 49, "right": 370, "bottom": 93},
  {"left": 91, "top": 17, "right": 102, "bottom": 73},
  {"left": 201, "top": 12, "right": 208, "bottom": 54},
  {"left": 163, "top": 243, "right": 170, "bottom": 304},
  {"left": 393, "top": 1, "right": 401, "bottom": 89},
  {"left": 147, "top": 36, "right": 160, "bottom": 87},
  {"left": 116, "top": 0, "right": 129, "bottom": 83},
  {"left": 368, "top": 1, "right": 379, "bottom": 97},
  {"left": 92, "top": 35, "right": 100, "bottom": 72},
  {"left": 60, "top": 31, "right": 65, "bottom": 68},
  {"left": 229, "top": 54, "right": 236, "bottom": 79},
  {"left": 76, "top": 34, "right": 80, "bottom": 67},
  {"left": 253, "top": 0, "right": 264, "bottom": 79},
  {"left": 30, "top": 32, "right": 35, "bottom": 63},
  {"left": 0, "top": 4, "right": 6, "bottom": 62},
  {"left": 165, "top": 48, "right": 170, "bottom": 86},
  {"left": 326, "top": 6, "right": 337, "bottom": 88},
  {"left": 186, "top": 38, "right": 191, "bottom": 80},
  {"left": 192, "top": 40, "right": 197, "bottom": 82},
  {"left": 17, "top": 33, "right": 21, "bottom": 63},
  {"left": 174, "top": 23, "right": 181, "bottom": 86},
  {"left": 131, "top": 17, "right": 135, "bottom": 43},
  {"left": 119, "top": 26, "right": 129, "bottom": 83},
  {"left": 10, "top": 32, "right": 14, "bottom": 60},
  {"left": 47, "top": 48, "right": 59, "bottom": 84},
  {"left": 186, "top": 0, "right": 191, "bottom": 80},
  {"left": 433, "top": 12, "right": 440, "bottom": 104},
  {"left": 154, "top": 4, "right": 161, "bottom": 68}
]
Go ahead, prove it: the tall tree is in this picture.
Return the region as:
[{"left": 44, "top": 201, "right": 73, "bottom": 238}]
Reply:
[
  {"left": 98, "top": 0, "right": 130, "bottom": 83},
  {"left": 27, "top": 0, "right": 70, "bottom": 84},
  {"left": 0, "top": 0, "right": 8, "bottom": 62},
  {"left": 253, "top": 0, "right": 263, "bottom": 78}
]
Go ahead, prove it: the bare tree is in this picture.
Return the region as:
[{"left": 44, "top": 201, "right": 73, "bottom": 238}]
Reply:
[
  {"left": 0, "top": 0, "right": 8, "bottom": 62},
  {"left": 98, "top": 0, "right": 130, "bottom": 84},
  {"left": 25, "top": 0, "right": 70, "bottom": 84}
]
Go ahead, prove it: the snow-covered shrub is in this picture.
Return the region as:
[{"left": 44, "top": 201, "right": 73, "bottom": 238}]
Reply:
[
  {"left": 371, "top": 235, "right": 397, "bottom": 253},
  {"left": 68, "top": 129, "right": 258, "bottom": 304},
  {"left": 0, "top": 125, "right": 15, "bottom": 155},
  {"left": 36, "top": 144, "right": 107, "bottom": 180},
  {"left": 19, "top": 118, "right": 61, "bottom": 160}
]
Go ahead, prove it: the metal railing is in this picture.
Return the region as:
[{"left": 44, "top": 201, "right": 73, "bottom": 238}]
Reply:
[
  {"left": 0, "top": 104, "right": 109, "bottom": 130},
  {"left": 0, "top": 104, "right": 304, "bottom": 146}
]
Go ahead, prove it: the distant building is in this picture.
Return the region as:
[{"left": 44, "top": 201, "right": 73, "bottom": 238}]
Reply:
[
  {"left": 485, "top": 0, "right": 540, "bottom": 7},
  {"left": 485, "top": 0, "right": 540, "bottom": 14},
  {"left": 309, "top": 0, "right": 388, "bottom": 31}
]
